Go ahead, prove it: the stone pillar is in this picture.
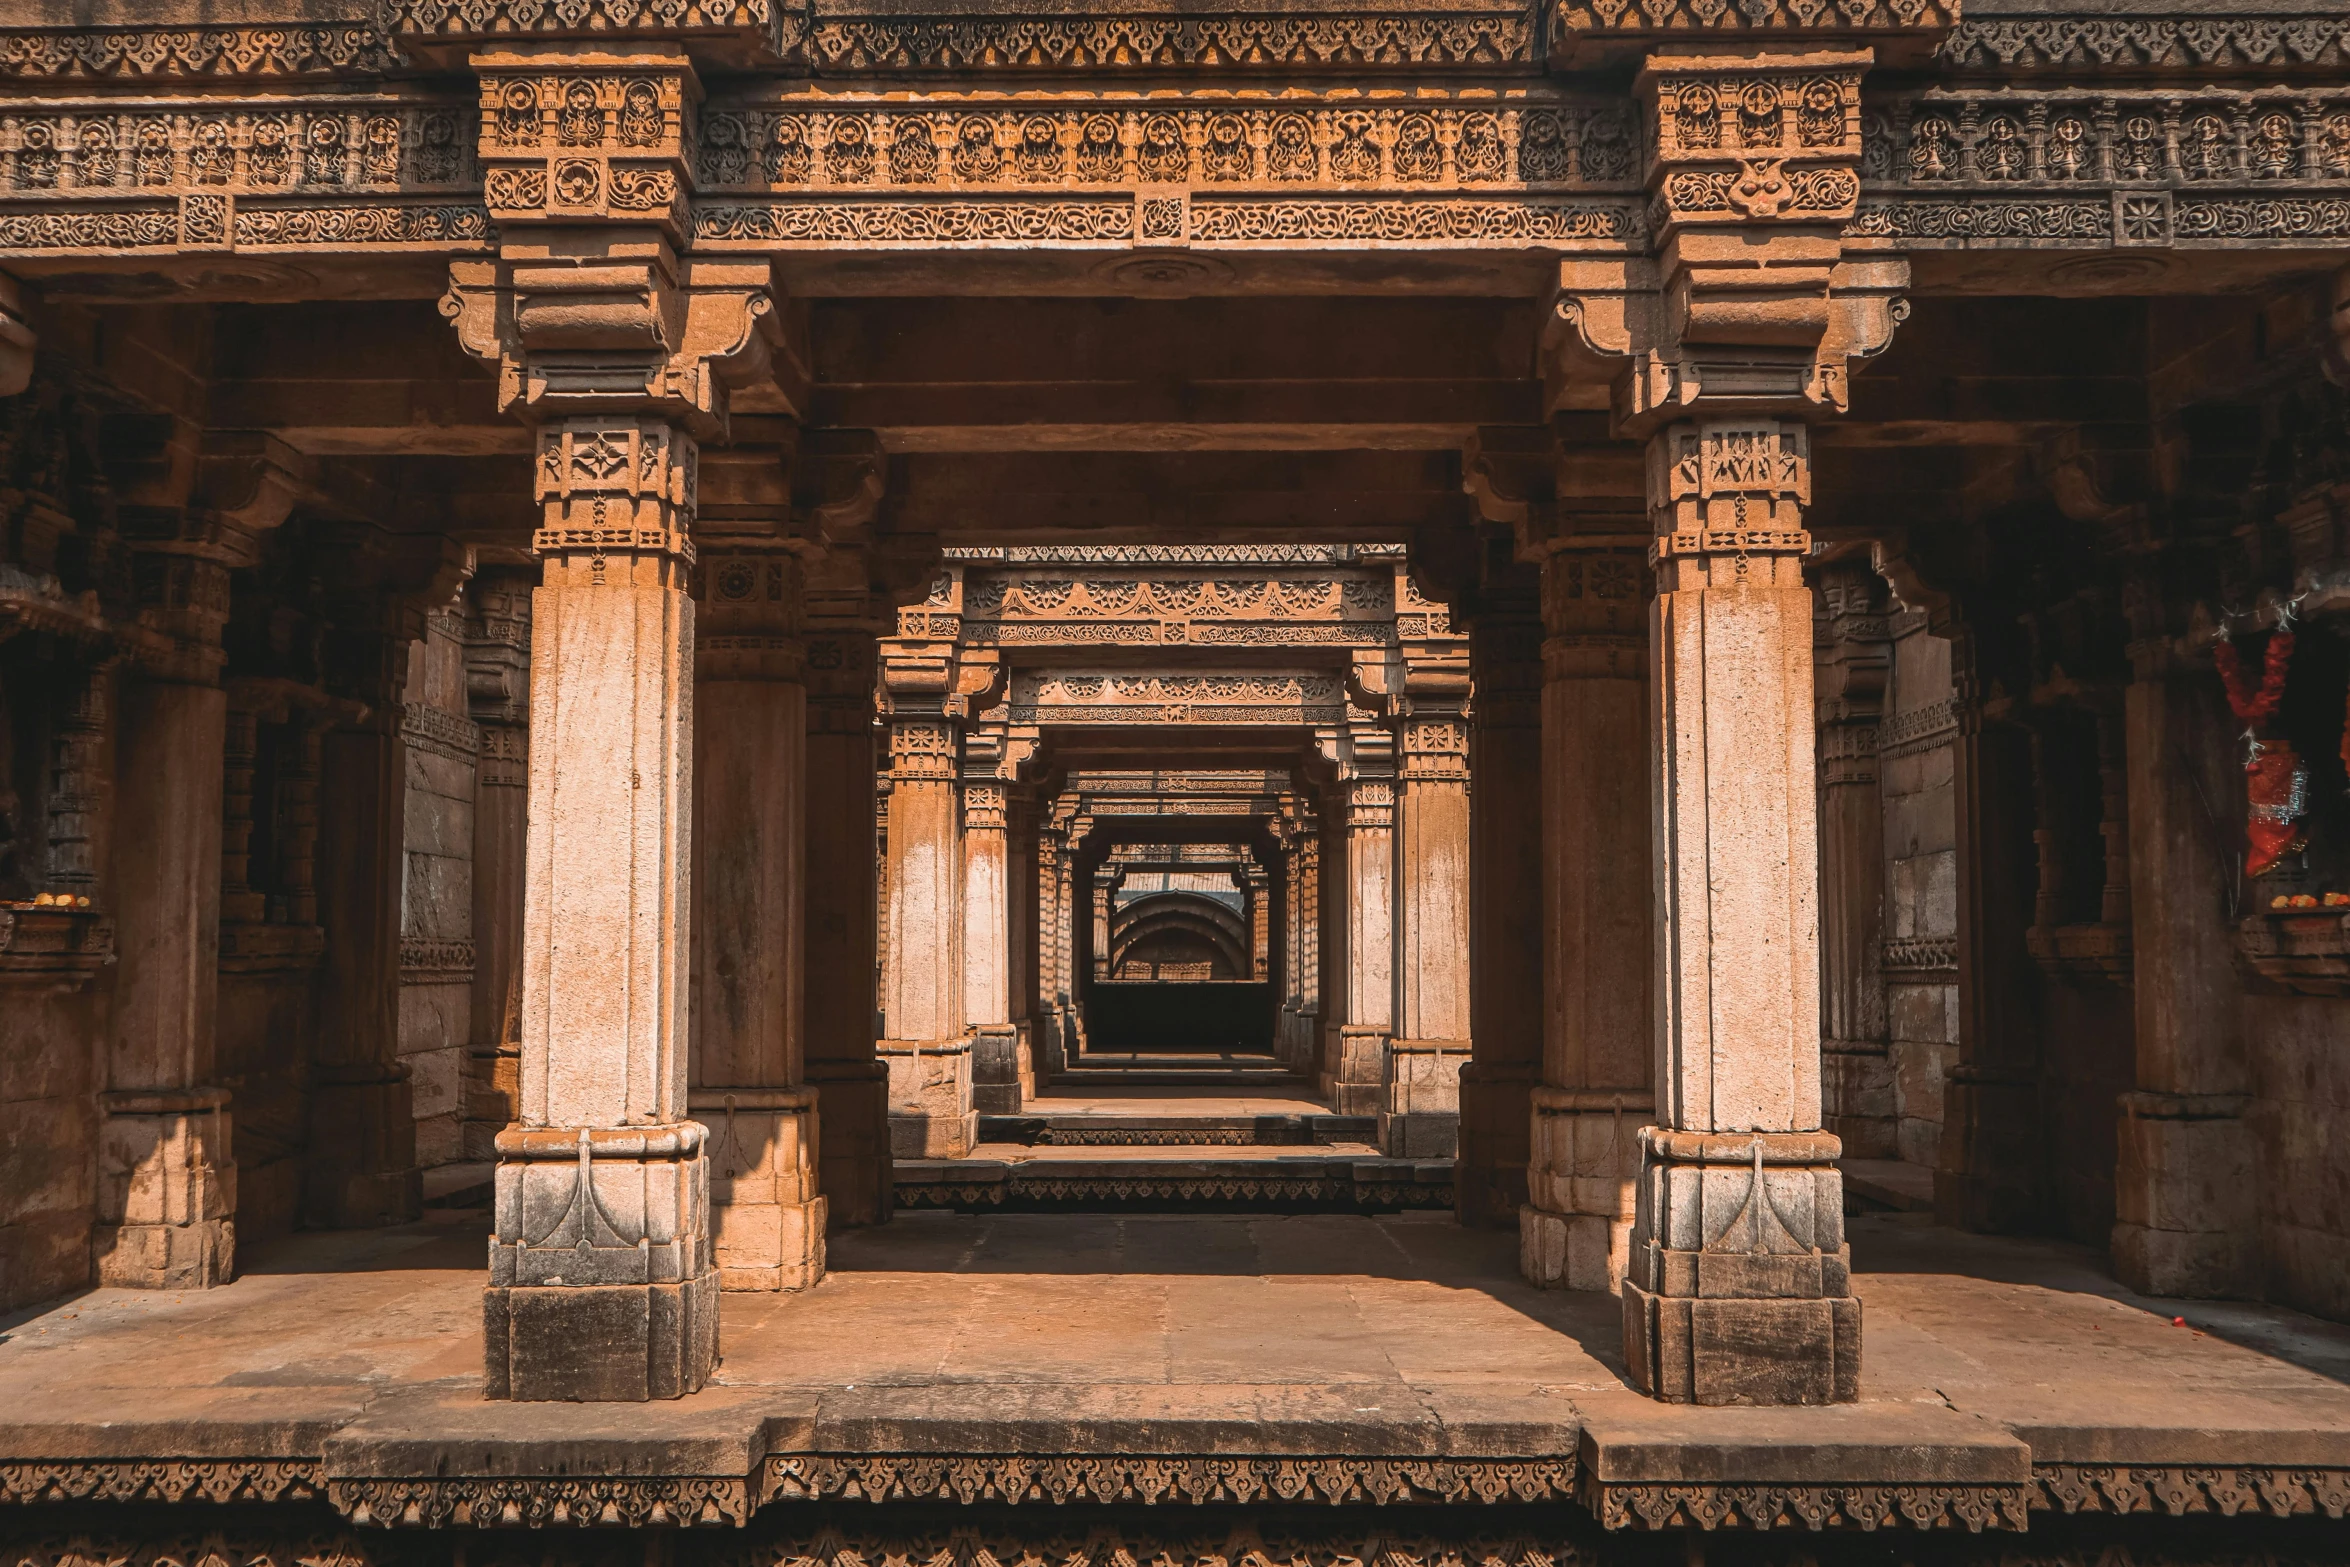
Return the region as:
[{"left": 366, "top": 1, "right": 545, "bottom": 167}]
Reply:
[
  {"left": 2113, "top": 633, "right": 2255, "bottom": 1295},
  {"left": 99, "top": 551, "right": 235, "bottom": 1287},
  {"left": 1035, "top": 816, "right": 1070, "bottom": 1077},
  {"left": 1462, "top": 587, "right": 1541, "bottom": 1229},
  {"left": 1090, "top": 866, "right": 1114, "bottom": 984},
  {"left": 880, "top": 717, "right": 973, "bottom": 1156},
  {"left": 484, "top": 417, "right": 716, "bottom": 1402},
  {"left": 310, "top": 698, "right": 422, "bottom": 1231},
  {"left": 1293, "top": 828, "right": 1321, "bottom": 1072},
  {"left": 1814, "top": 567, "right": 1895, "bottom": 1159},
  {"left": 1936, "top": 625, "right": 2046, "bottom": 1234},
  {"left": 1392, "top": 716, "right": 1471, "bottom": 1156},
  {"left": 1242, "top": 862, "right": 1271, "bottom": 982},
  {"left": 1326, "top": 774, "right": 1394, "bottom": 1116},
  {"left": 689, "top": 549, "right": 824, "bottom": 1292},
  {"left": 464, "top": 571, "right": 531, "bottom": 1162},
  {"left": 804, "top": 623, "right": 890, "bottom": 1229},
  {"left": 963, "top": 779, "right": 1021, "bottom": 1114},
  {"left": 1521, "top": 542, "right": 1653, "bottom": 1291},
  {"left": 1620, "top": 421, "right": 1857, "bottom": 1406}
]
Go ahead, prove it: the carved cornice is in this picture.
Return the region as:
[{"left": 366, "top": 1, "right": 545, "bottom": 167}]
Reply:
[
  {"left": 379, "top": 0, "right": 796, "bottom": 71},
  {"left": 802, "top": 4, "right": 1538, "bottom": 74},
  {"left": 0, "top": 27, "right": 395, "bottom": 80},
  {"left": 1940, "top": 16, "right": 2350, "bottom": 74},
  {"left": 1553, "top": 0, "right": 1957, "bottom": 69}
]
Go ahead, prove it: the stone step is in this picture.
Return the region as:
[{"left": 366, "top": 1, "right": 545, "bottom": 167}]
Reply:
[
  {"left": 980, "top": 1111, "right": 1377, "bottom": 1147},
  {"left": 896, "top": 1148, "right": 1453, "bottom": 1214},
  {"left": 1840, "top": 1156, "right": 1936, "bottom": 1213}
]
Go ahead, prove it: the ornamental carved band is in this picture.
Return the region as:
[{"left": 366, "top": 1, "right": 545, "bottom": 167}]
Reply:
[
  {"left": 1645, "top": 54, "right": 1866, "bottom": 227},
  {"left": 477, "top": 59, "right": 692, "bottom": 239},
  {"left": 1648, "top": 420, "right": 1813, "bottom": 559},
  {"left": 533, "top": 418, "right": 697, "bottom": 563}
]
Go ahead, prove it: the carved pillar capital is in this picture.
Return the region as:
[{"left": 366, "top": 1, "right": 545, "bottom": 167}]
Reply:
[
  {"left": 886, "top": 715, "right": 959, "bottom": 782},
  {"left": 697, "top": 549, "right": 804, "bottom": 682},
  {"left": 533, "top": 416, "right": 697, "bottom": 568},
  {"left": 1543, "top": 49, "right": 1909, "bottom": 428},
  {"left": 441, "top": 44, "right": 800, "bottom": 443}
]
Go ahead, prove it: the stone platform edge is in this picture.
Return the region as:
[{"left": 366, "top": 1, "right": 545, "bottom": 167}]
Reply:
[{"left": 3, "top": 1412, "right": 2345, "bottom": 1533}]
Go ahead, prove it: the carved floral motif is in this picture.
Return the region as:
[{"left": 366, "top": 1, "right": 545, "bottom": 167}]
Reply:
[{"left": 698, "top": 102, "right": 1634, "bottom": 192}]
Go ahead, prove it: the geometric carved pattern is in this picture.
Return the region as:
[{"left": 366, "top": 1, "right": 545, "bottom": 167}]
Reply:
[
  {"left": 802, "top": 9, "right": 1540, "bottom": 72},
  {"left": 764, "top": 1455, "right": 1572, "bottom": 1506},
  {"left": 697, "top": 101, "right": 1633, "bottom": 191},
  {"left": 2035, "top": 1464, "right": 2350, "bottom": 1519},
  {"left": 895, "top": 1170, "right": 1451, "bottom": 1211},
  {"left": 0, "top": 1461, "right": 324, "bottom": 1506},
  {"left": 330, "top": 1474, "right": 749, "bottom": 1528},
  {"left": 1582, "top": 1476, "right": 2032, "bottom": 1531}
]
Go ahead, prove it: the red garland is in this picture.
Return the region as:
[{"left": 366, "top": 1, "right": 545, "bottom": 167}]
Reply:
[
  {"left": 2214, "top": 630, "right": 2304, "bottom": 878},
  {"left": 2213, "top": 629, "right": 2294, "bottom": 727}
]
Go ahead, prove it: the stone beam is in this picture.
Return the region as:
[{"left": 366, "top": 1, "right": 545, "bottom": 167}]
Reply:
[{"left": 883, "top": 450, "right": 1468, "bottom": 543}]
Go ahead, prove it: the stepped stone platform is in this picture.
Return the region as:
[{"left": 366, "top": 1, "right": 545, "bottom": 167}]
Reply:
[
  {"left": 980, "top": 1086, "right": 1377, "bottom": 1148},
  {"left": 897, "top": 1145, "right": 1451, "bottom": 1212},
  {"left": 1, "top": 1211, "right": 2346, "bottom": 1542}
]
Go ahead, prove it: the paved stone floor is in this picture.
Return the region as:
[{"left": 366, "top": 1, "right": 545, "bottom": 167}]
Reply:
[{"left": 2, "top": 1207, "right": 2346, "bottom": 1477}]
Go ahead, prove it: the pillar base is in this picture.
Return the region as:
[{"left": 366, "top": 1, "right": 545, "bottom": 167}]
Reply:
[
  {"left": 1326, "top": 1025, "right": 1388, "bottom": 1117},
  {"left": 303, "top": 1065, "right": 420, "bottom": 1230},
  {"left": 882, "top": 1039, "right": 975, "bottom": 1157},
  {"left": 93, "top": 1090, "right": 236, "bottom": 1290},
  {"left": 2112, "top": 1090, "right": 2256, "bottom": 1299},
  {"left": 692, "top": 1089, "right": 827, "bottom": 1292},
  {"left": 807, "top": 1060, "right": 892, "bottom": 1230},
  {"left": 484, "top": 1122, "right": 718, "bottom": 1402},
  {"left": 971, "top": 1023, "right": 1024, "bottom": 1114},
  {"left": 1821, "top": 1040, "right": 1897, "bottom": 1161},
  {"left": 1383, "top": 1038, "right": 1467, "bottom": 1157},
  {"left": 1934, "top": 1068, "right": 2043, "bottom": 1234},
  {"left": 1518, "top": 1206, "right": 1627, "bottom": 1293},
  {"left": 1622, "top": 1127, "right": 1859, "bottom": 1406},
  {"left": 1454, "top": 1063, "right": 1531, "bottom": 1229},
  {"left": 1520, "top": 1088, "right": 1645, "bottom": 1291}
]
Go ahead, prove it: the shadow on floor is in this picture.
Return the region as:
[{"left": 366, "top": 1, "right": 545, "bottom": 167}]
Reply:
[
  {"left": 236, "top": 1212, "right": 490, "bottom": 1276},
  {"left": 1854, "top": 1212, "right": 2350, "bottom": 1387}
]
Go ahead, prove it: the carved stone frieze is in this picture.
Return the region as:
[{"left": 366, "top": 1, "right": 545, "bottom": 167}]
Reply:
[
  {"left": 1583, "top": 1476, "right": 2030, "bottom": 1531},
  {"left": 698, "top": 99, "right": 1633, "bottom": 192},
  {"left": 1010, "top": 670, "right": 1349, "bottom": 725},
  {"left": 475, "top": 59, "right": 693, "bottom": 238},
  {"left": 0, "top": 1460, "right": 325, "bottom": 1506},
  {"left": 0, "top": 102, "right": 471, "bottom": 195},
  {"left": 1853, "top": 87, "right": 2350, "bottom": 251},
  {"left": 802, "top": 4, "right": 1537, "bottom": 73},
  {"left": 380, "top": 0, "right": 798, "bottom": 70},
  {"left": 763, "top": 1454, "right": 1566, "bottom": 1506},
  {"left": 332, "top": 1473, "right": 749, "bottom": 1528},
  {"left": 1940, "top": 16, "right": 2350, "bottom": 74},
  {"left": 2035, "top": 1464, "right": 2350, "bottom": 1518},
  {"left": 1553, "top": 0, "right": 1958, "bottom": 69},
  {"left": 898, "top": 1169, "right": 1451, "bottom": 1211},
  {"left": 0, "top": 26, "right": 395, "bottom": 79}
]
